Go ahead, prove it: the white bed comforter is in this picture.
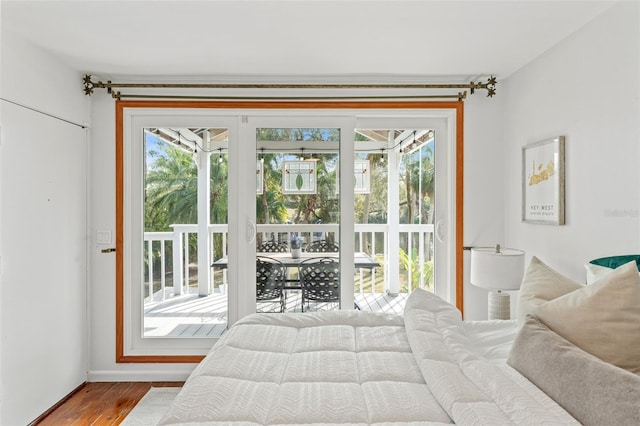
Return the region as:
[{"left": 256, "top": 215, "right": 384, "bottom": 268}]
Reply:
[{"left": 159, "top": 289, "right": 578, "bottom": 425}]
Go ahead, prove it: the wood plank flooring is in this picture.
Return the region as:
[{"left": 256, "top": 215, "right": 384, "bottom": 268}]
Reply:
[{"left": 34, "top": 382, "right": 182, "bottom": 426}]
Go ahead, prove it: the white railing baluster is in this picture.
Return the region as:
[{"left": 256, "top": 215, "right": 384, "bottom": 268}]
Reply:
[
  {"left": 209, "top": 231, "right": 214, "bottom": 294},
  {"left": 383, "top": 230, "right": 388, "bottom": 293},
  {"left": 147, "top": 240, "right": 153, "bottom": 301},
  {"left": 184, "top": 232, "right": 189, "bottom": 294},
  {"left": 358, "top": 231, "right": 364, "bottom": 294},
  {"left": 222, "top": 229, "right": 228, "bottom": 290},
  {"left": 172, "top": 229, "right": 183, "bottom": 296},
  {"left": 160, "top": 242, "right": 166, "bottom": 302},
  {"left": 371, "top": 232, "right": 377, "bottom": 294},
  {"left": 419, "top": 230, "right": 424, "bottom": 289},
  {"left": 408, "top": 232, "right": 413, "bottom": 294}
]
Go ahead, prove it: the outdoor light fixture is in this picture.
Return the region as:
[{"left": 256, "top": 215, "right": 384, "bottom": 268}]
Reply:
[
  {"left": 380, "top": 148, "right": 385, "bottom": 163},
  {"left": 399, "top": 130, "right": 436, "bottom": 156},
  {"left": 192, "top": 146, "right": 198, "bottom": 165},
  {"left": 470, "top": 245, "right": 525, "bottom": 320},
  {"left": 218, "top": 148, "right": 223, "bottom": 163}
]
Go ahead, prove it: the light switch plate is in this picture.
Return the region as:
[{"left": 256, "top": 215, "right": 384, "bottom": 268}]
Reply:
[{"left": 97, "top": 230, "right": 112, "bottom": 245}]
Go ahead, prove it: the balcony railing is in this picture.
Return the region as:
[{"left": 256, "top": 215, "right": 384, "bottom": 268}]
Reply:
[{"left": 143, "top": 223, "right": 434, "bottom": 303}]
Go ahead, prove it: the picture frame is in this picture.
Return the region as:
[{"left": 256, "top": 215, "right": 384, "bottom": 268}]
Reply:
[{"left": 522, "top": 136, "right": 565, "bottom": 225}]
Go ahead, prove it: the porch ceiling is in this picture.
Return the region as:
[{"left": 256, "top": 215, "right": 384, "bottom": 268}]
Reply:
[{"left": 149, "top": 127, "right": 432, "bottom": 153}]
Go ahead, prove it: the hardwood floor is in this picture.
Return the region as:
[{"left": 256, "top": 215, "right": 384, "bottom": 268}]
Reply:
[{"left": 35, "top": 382, "right": 182, "bottom": 426}]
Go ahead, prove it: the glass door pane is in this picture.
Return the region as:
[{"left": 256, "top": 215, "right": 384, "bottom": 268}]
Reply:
[
  {"left": 142, "top": 127, "right": 229, "bottom": 338},
  {"left": 255, "top": 127, "right": 341, "bottom": 312},
  {"left": 397, "top": 130, "right": 435, "bottom": 293},
  {"left": 353, "top": 127, "right": 436, "bottom": 313}
]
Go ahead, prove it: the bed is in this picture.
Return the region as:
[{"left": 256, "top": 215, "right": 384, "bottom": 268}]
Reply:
[{"left": 159, "top": 257, "right": 640, "bottom": 425}]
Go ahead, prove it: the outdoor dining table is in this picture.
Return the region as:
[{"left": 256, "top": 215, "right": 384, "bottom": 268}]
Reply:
[
  {"left": 211, "top": 251, "right": 380, "bottom": 272},
  {"left": 211, "top": 252, "right": 380, "bottom": 310}
]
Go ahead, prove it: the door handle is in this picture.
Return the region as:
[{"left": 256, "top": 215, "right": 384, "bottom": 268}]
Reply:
[
  {"left": 435, "top": 219, "right": 445, "bottom": 243},
  {"left": 247, "top": 220, "right": 256, "bottom": 244}
]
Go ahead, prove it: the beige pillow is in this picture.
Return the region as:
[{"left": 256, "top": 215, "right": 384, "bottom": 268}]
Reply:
[
  {"left": 516, "top": 256, "right": 584, "bottom": 326},
  {"left": 535, "top": 260, "right": 640, "bottom": 374},
  {"left": 508, "top": 315, "right": 640, "bottom": 425}
]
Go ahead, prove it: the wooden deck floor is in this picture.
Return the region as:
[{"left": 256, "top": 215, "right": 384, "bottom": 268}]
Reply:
[{"left": 143, "top": 291, "right": 409, "bottom": 338}]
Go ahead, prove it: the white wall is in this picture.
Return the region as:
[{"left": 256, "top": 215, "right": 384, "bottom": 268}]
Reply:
[
  {"left": 503, "top": 1, "right": 640, "bottom": 281},
  {"left": 462, "top": 93, "right": 507, "bottom": 320},
  {"left": 0, "top": 31, "right": 90, "bottom": 425}
]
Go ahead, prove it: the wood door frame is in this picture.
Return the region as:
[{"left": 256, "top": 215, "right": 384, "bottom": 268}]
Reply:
[{"left": 115, "top": 100, "right": 464, "bottom": 363}]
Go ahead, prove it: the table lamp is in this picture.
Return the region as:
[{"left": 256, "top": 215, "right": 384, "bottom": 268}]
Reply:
[{"left": 470, "top": 245, "right": 525, "bottom": 320}]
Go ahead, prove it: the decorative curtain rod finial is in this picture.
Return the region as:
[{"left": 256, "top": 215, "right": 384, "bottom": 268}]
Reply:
[{"left": 83, "top": 74, "right": 94, "bottom": 95}]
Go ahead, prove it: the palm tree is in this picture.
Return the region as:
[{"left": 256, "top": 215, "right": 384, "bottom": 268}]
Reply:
[
  {"left": 409, "top": 144, "right": 435, "bottom": 224},
  {"left": 399, "top": 144, "right": 434, "bottom": 224},
  {"left": 257, "top": 153, "right": 287, "bottom": 224},
  {"left": 145, "top": 145, "right": 198, "bottom": 231}
]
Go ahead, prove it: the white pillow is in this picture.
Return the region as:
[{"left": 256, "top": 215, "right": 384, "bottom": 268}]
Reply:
[
  {"left": 585, "top": 262, "right": 640, "bottom": 284},
  {"left": 535, "top": 260, "right": 640, "bottom": 374},
  {"left": 516, "top": 256, "right": 584, "bottom": 327},
  {"left": 584, "top": 262, "right": 612, "bottom": 284}
]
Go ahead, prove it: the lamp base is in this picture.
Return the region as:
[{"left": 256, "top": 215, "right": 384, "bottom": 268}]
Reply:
[{"left": 488, "top": 290, "right": 511, "bottom": 320}]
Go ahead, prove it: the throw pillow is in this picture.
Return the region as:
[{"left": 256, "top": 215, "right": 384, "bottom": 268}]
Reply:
[
  {"left": 534, "top": 260, "right": 640, "bottom": 374},
  {"left": 516, "top": 256, "right": 584, "bottom": 326},
  {"left": 585, "top": 261, "right": 640, "bottom": 285},
  {"left": 584, "top": 262, "right": 612, "bottom": 284},
  {"left": 508, "top": 315, "right": 640, "bottom": 426}
]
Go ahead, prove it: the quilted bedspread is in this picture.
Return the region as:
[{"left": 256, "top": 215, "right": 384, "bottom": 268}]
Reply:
[{"left": 159, "top": 289, "right": 578, "bottom": 425}]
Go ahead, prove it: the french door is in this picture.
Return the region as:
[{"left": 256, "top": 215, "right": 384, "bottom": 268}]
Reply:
[{"left": 118, "top": 102, "right": 458, "bottom": 360}]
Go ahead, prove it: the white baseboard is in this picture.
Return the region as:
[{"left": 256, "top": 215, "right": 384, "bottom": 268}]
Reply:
[{"left": 87, "top": 368, "right": 193, "bottom": 382}]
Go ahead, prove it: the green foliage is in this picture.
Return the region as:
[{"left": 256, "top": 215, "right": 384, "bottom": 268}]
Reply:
[
  {"left": 210, "top": 157, "right": 229, "bottom": 225},
  {"left": 399, "top": 145, "right": 435, "bottom": 225},
  {"left": 257, "top": 153, "right": 288, "bottom": 224},
  {"left": 256, "top": 128, "right": 340, "bottom": 225},
  {"left": 145, "top": 144, "right": 198, "bottom": 231},
  {"left": 145, "top": 144, "right": 227, "bottom": 261},
  {"left": 145, "top": 144, "right": 231, "bottom": 231},
  {"left": 399, "top": 247, "right": 434, "bottom": 292},
  {"left": 354, "top": 153, "right": 388, "bottom": 224}
]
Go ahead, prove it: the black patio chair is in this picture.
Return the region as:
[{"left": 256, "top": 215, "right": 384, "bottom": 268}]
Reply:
[
  {"left": 256, "top": 256, "right": 286, "bottom": 312},
  {"left": 299, "top": 257, "right": 340, "bottom": 312},
  {"left": 257, "top": 240, "right": 289, "bottom": 253},
  {"left": 304, "top": 239, "right": 339, "bottom": 253}
]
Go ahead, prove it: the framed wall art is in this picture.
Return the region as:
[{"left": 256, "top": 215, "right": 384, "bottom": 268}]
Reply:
[{"left": 522, "top": 136, "right": 565, "bottom": 225}]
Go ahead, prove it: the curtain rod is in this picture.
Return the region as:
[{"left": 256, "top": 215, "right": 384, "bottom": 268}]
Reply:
[{"left": 83, "top": 75, "right": 497, "bottom": 101}]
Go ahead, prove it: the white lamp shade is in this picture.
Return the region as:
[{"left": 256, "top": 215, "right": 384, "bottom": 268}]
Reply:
[{"left": 470, "top": 247, "right": 525, "bottom": 291}]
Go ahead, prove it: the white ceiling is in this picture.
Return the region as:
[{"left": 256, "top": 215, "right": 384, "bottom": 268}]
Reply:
[{"left": 2, "top": 0, "right": 617, "bottom": 82}]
